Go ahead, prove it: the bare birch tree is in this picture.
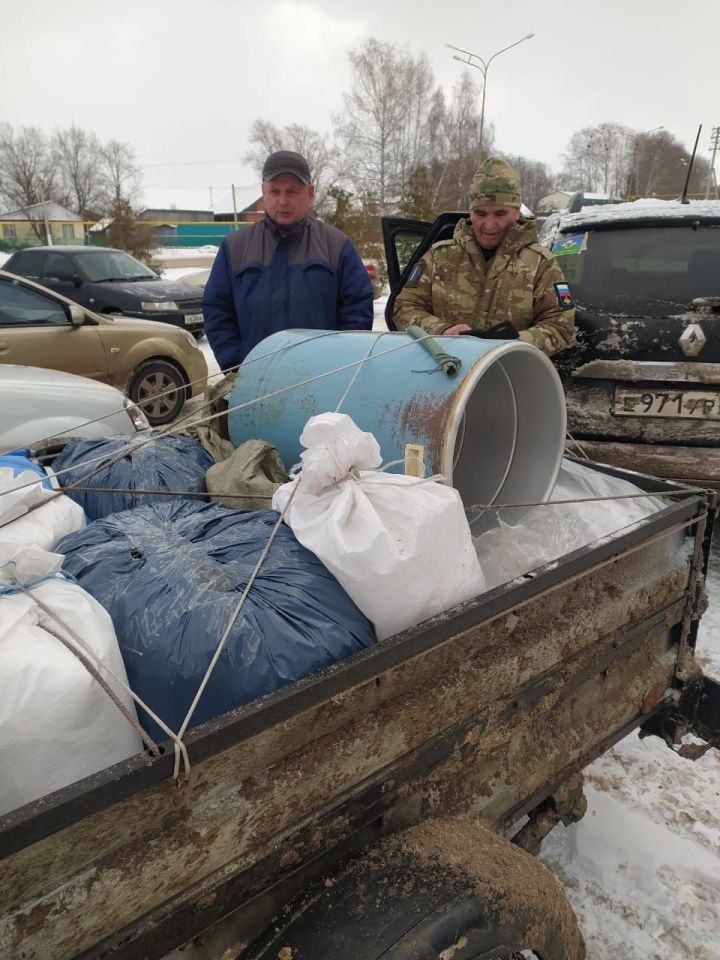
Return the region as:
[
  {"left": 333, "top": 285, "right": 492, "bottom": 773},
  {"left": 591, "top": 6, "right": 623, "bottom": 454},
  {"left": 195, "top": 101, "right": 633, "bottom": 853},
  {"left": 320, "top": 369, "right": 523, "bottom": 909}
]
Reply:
[
  {"left": 53, "top": 125, "right": 107, "bottom": 218},
  {"left": 244, "top": 120, "right": 338, "bottom": 212},
  {"left": 561, "top": 123, "right": 710, "bottom": 200},
  {"left": 0, "top": 124, "right": 59, "bottom": 237},
  {"left": 100, "top": 138, "right": 142, "bottom": 207},
  {"left": 334, "top": 39, "right": 436, "bottom": 214}
]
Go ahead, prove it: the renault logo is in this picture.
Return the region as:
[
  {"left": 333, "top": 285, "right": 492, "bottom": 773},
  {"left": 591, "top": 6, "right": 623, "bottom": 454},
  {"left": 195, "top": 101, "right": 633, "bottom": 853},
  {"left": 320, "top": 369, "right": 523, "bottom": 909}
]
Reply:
[{"left": 679, "top": 321, "right": 706, "bottom": 357}]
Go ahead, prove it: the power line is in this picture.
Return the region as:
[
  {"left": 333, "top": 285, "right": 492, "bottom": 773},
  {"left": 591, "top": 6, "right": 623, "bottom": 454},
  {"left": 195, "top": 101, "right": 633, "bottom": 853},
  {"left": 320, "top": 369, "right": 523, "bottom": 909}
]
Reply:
[
  {"left": 139, "top": 156, "right": 243, "bottom": 168},
  {"left": 144, "top": 183, "right": 256, "bottom": 190}
]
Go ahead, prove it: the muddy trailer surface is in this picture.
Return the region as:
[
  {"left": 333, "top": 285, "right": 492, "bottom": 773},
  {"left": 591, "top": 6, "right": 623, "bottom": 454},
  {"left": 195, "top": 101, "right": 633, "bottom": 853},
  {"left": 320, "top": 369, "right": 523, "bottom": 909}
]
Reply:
[{"left": 1, "top": 463, "right": 719, "bottom": 960}]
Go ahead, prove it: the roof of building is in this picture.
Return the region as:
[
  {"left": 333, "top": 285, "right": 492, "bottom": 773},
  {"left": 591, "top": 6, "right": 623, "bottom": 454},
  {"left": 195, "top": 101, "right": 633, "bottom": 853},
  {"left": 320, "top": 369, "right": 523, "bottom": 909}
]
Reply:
[{"left": 0, "top": 201, "right": 83, "bottom": 221}]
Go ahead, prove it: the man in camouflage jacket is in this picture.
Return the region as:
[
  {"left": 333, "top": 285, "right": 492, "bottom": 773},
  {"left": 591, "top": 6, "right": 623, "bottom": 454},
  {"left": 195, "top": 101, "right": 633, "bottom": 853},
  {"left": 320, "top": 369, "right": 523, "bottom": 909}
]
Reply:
[{"left": 393, "top": 157, "right": 575, "bottom": 356}]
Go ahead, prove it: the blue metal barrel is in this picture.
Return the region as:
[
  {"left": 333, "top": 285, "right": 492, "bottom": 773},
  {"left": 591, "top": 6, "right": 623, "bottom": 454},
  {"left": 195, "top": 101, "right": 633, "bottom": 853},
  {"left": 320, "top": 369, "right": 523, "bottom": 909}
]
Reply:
[{"left": 228, "top": 330, "right": 566, "bottom": 525}]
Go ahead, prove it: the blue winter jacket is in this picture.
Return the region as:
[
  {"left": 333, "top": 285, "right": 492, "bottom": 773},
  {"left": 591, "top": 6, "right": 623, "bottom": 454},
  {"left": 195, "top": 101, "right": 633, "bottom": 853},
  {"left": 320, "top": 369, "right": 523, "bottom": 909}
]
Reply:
[{"left": 202, "top": 217, "right": 374, "bottom": 370}]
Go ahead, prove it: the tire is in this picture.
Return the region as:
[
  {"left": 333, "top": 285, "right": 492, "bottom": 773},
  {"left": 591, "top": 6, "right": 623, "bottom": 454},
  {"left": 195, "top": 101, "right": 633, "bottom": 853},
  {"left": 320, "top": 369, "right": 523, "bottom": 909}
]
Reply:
[
  {"left": 243, "top": 822, "right": 584, "bottom": 960},
  {"left": 127, "top": 359, "right": 187, "bottom": 426}
]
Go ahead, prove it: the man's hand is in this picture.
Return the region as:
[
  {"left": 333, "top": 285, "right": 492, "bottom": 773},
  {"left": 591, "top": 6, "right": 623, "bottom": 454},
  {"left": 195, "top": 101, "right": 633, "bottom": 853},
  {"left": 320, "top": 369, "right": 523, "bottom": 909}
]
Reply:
[{"left": 443, "top": 323, "right": 472, "bottom": 336}]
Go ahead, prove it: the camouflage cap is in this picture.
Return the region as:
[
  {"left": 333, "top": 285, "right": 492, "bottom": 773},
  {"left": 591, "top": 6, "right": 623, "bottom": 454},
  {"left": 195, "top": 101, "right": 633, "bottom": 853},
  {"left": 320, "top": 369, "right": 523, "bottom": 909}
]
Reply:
[{"left": 468, "top": 157, "right": 521, "bottom": 208}]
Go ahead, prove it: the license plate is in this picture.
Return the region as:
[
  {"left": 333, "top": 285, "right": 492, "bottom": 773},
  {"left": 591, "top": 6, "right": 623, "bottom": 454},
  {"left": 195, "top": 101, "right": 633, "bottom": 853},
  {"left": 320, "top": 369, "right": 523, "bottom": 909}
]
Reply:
[
  {"left": 614, "top": 387, "right": 720, "bottom": 419},
  {"left": 184, "top": 313, "right": 203, "bottom": 325}
]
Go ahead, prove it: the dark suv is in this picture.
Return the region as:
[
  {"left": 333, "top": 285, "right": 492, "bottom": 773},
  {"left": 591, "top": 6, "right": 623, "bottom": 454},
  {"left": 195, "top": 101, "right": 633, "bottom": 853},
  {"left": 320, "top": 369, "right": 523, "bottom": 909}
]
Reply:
[
  {"left": 539, "top": 199, "right": 720, "bottom": 486},
  {"left": 3, "top": 246, "right": 205, "bottom": 337}
]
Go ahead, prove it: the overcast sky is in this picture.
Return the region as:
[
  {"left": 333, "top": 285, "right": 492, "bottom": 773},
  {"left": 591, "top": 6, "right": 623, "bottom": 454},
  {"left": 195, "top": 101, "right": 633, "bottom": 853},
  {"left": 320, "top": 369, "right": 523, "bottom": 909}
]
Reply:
[{"left": 2, "top": 0, "right": 717, "bottom": 212}]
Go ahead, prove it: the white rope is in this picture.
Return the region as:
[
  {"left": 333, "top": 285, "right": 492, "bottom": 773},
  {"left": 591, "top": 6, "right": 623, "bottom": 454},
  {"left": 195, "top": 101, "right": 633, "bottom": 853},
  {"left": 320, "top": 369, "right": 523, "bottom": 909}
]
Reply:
[
  {"left": 171, "top": 478, "right": 302, "bottom": 781},
  {"left": 565, "top": 431, "right": 591, "bottom": 460},
  {"left": 171, "top": 333, "right": 387, "bottom": 781},
  {"left": 14, "top": 578, "right": 191, "bottom": 776}
]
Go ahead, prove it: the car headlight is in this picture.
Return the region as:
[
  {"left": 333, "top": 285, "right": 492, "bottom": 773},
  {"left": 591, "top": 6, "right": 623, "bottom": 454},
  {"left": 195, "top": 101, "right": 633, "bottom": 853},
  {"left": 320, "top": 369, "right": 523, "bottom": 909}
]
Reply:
[
  {"left": 123, "top": 396, "right": 150, "bottom": 431},
  {"left": 140, "top": 300, "right": 179, "bottom": 312}
]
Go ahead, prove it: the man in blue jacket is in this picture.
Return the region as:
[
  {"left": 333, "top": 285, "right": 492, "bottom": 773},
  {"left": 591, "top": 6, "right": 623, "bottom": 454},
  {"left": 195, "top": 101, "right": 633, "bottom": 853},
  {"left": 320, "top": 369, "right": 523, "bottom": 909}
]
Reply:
[{"left": 202, "top": 151, "right": 374, "bottom": 371}]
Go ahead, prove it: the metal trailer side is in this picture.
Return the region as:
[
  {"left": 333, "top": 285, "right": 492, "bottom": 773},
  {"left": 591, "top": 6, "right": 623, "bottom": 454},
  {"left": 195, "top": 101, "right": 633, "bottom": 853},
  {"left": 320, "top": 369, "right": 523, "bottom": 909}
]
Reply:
[{"left": 0, "top": 467, "right": 717, "bottom": 960}]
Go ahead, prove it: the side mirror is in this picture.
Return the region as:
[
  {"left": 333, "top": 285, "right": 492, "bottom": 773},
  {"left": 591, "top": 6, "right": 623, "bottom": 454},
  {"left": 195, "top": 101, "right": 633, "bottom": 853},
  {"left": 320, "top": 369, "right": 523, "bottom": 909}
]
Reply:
[{"left": 69, "top": 304, "right": 85, "bottom": 327}]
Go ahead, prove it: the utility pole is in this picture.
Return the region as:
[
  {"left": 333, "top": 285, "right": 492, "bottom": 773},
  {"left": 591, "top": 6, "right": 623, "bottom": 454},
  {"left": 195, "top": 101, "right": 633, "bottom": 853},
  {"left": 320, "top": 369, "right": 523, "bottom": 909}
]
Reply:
[
  {"left": 706, "top": 126, "right": 720, "bottom": 199},
  {"left": 231, "top": 184, "right": 239, "bottom": 229},
  {"left": 40, "top": 200, "right": 53, "bottom": 246}
]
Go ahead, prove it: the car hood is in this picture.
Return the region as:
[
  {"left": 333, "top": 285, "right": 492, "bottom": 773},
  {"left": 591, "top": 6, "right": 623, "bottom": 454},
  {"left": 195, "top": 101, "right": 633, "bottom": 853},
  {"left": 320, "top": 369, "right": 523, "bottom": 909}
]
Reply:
[
  {"left": 94, "top": 278, "right": 203, "bottom": 301},
  {"left": 0, "top": 364, "right": 127, "bottom": 398},
  {"left": 97, "top": 315, "right": 190, "bottom": 338}
]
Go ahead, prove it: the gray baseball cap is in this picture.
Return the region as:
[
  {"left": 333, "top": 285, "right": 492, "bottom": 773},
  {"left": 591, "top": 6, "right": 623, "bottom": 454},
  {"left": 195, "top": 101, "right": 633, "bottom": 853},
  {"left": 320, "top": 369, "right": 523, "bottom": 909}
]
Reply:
[{"left": 261, "top": 150, "right": 312, "bottom": 184}]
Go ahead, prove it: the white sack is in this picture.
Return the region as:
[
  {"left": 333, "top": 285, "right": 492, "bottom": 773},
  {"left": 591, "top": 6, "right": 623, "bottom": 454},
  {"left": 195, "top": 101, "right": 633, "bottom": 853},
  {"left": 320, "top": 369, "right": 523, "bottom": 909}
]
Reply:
[
  {"left": 473, "top": 457, "right": 665, "bottom": 592},
  {"left": 0, "top": 465, "right": 85, "bottom": 551},
  {"left": 0, "top": 544, "right": 142, "bottom": 816},
  {"left": 273, "top": 413, "right": 484, "bottom": 640}
]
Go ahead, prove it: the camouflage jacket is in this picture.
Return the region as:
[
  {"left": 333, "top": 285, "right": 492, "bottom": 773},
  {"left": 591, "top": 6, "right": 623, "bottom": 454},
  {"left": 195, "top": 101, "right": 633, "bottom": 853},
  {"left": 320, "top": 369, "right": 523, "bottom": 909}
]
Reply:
[{"left": 392, "top": 218, "right": 575, "bottom": 356}]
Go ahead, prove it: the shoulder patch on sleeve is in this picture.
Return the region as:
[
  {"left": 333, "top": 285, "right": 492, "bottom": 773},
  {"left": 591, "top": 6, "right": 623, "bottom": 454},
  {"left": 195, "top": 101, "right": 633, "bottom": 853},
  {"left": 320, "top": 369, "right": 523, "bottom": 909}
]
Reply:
[
  {"left": 554, "top": 281, "right": 575, "bottom": 310},
  {"left": 407, "top": 262, "right": 425, "bottom": 286}
]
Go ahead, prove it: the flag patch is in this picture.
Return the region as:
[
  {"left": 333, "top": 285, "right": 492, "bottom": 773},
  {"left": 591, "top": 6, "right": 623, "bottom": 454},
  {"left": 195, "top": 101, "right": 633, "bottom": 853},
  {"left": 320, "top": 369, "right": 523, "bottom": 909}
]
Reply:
[
  {"left": 554, "top": 282, "right": 575, "bottom": 309},
  {"left": 407, "top": 262, "right": 425, "bottom": 285},
  {"left": 551, "top": 233, "right": 587, "bottom": 256}
]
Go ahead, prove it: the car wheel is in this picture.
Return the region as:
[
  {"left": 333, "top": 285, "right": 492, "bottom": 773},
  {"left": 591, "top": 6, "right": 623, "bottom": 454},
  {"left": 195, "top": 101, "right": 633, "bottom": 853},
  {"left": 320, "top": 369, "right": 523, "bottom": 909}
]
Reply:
[{"left": 127, "top": 359, "right": 187, "bottom": 426}]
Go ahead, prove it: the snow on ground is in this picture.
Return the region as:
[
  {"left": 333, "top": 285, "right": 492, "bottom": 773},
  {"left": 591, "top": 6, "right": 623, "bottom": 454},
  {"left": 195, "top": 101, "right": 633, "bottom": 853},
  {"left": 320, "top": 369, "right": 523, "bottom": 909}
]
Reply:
[
  {"left": 539, "top": 532, "right": 720, "bottom": 958},
  {"left": 162, "top": 266, "right": 209, "bottom": 283},
  {"left": 154, "top": 244, "right": 219, "bottom": 259}
]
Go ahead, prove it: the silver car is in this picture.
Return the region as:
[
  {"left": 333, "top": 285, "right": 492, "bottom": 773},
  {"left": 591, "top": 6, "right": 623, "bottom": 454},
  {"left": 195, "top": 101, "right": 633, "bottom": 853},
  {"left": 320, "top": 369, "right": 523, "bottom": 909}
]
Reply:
[{"left": 0, "top": 364, "right": 149, "bottom": 453}]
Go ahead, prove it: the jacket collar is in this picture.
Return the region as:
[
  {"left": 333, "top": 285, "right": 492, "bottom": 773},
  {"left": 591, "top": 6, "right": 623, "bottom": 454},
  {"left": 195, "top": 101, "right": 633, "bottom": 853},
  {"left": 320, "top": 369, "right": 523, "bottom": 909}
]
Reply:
[
  {"left": 454, "top": 217, "right": 540, "bottom": 259},
  {"left": 263, "top": 216, "right": 309, "bottom": 240}
]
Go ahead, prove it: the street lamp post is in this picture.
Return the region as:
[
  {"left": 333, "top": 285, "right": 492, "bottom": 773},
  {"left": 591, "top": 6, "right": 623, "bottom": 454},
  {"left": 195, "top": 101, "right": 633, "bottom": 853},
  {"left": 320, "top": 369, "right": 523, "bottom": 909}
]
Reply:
[
  {"left": 620, "top": 126, "right": 663, "bottom": 198},
  {"left": 446, "top": 34, "right": 534, "bottom": 161}
]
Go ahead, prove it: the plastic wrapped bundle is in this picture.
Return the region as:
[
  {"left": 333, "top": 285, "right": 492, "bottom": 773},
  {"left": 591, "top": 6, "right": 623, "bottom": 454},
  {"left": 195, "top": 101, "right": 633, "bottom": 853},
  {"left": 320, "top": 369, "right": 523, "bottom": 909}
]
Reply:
[
  {"left": 0, "top": 544, "right": 142, "bottom": 816},
  {"left": 58, "top": 500, "right": 376, "bottom": 742},
  {"left": 52, "top": 434, "right": 214, "bottom": 520},
  {"left": 0, "top": 451, "right": 85, "bottom": 550},
  {"left": 473, "top": 457, "right": 665, "bottom": 591}
]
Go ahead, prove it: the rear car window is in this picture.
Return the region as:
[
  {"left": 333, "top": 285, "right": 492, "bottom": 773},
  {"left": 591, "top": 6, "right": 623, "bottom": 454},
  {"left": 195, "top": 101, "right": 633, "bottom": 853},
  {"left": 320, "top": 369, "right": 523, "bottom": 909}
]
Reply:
[
  {"left": 6, "top": 251, "right": 44, "bottom": 277},
  {"left": 555, "top": 223, "right": 720, "bottom": 316}
]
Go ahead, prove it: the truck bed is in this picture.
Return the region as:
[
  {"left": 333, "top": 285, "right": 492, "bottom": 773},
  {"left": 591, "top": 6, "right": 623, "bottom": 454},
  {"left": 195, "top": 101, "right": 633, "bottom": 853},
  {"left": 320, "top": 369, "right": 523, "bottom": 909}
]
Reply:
[{"left": 0, "top": 463, "right": 715, "bottom": 960}]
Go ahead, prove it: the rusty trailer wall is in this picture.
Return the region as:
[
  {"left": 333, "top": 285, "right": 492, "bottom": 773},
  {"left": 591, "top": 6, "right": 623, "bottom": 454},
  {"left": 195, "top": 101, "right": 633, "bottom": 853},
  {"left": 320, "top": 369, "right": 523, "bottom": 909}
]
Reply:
[{"left": 0, "top": 490, "right": 711, "bottom": 960}]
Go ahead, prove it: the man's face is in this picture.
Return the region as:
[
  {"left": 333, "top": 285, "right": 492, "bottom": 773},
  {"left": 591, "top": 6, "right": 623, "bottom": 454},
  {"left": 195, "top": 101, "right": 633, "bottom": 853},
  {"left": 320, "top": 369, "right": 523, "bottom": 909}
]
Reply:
[
  {"left": 262, "top": 174, "right": 315, "bottom": 229},
  {"left": 469, "top": 204, "right": 521, "bottom": 250}
]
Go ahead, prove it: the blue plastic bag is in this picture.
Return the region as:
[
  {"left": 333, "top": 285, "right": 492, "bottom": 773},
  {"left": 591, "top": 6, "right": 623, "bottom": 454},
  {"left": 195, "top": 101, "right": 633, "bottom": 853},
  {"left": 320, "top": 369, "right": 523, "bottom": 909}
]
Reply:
[
  {"left": 52, "top": 434, "right": 213, "bottom": 520},
  {"left": 58, "top": 500, "right": 376, "bottom": 742}
]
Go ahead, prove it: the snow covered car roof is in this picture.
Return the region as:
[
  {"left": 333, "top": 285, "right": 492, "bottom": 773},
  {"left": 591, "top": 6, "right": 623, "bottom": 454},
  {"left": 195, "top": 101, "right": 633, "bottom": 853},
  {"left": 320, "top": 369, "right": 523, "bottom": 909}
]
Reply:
[{"left": 547, "top": 198, "right": 720, "bottom": 236}]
